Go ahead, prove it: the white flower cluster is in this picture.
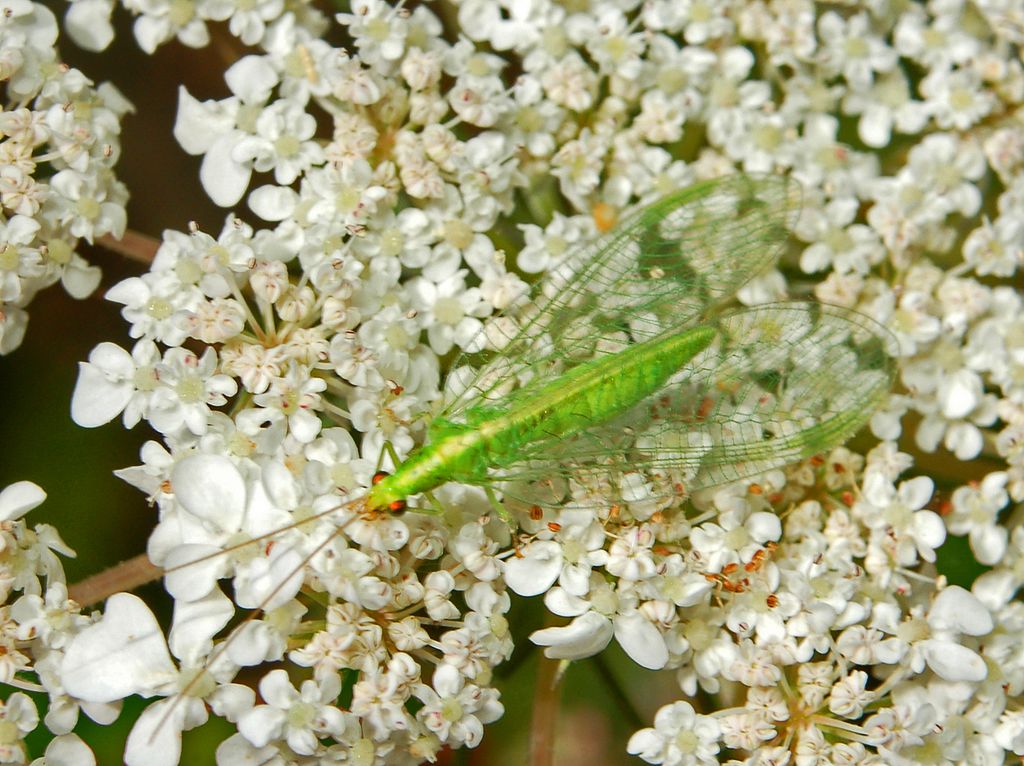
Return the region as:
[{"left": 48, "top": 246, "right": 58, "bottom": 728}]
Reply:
[
  {"left": 0, "top": 0, "right": 1020, "bottom": 763},
  {"left": 0, "top": 0, "right": 129, "bottom": 354},
  {"left": 64, "top": 0, "right": 330, "bottom": 55},
  {"left": 0, "top": 481, "right": 98, "bottom": 765}
]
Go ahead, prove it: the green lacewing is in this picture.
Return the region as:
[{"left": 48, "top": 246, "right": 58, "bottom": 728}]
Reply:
[
  {"left": 160, "top": 173, "right": 896, "bottom": 596},
  {"left": 363, "top": 173, "right": 896, "bottom": 520}
]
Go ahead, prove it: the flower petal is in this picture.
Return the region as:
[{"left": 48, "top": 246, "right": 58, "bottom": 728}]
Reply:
[
  {"left": 61, "top": 593, "right": 176, "bottom": 703},
  {"left": 530, "top": 611, "right": 613, "bottom": 661},
  {"left": 614, "top": 611, "right": 668, "bottom": 670}
]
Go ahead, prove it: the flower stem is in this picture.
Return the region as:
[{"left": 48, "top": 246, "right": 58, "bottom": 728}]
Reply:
[
  {"left": 97, "top": 230, "right": 161, "bottom": 266},
  {"left": 529, "top": 653, "right": 566, "bottom": 766},
  {"left": 67, "top": 553, "right": 162, "bottom": 608}
]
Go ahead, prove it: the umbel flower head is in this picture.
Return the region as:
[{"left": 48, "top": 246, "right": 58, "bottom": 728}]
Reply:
[
  {"left": 0, "top": 0, "right": 1020, "bottom": 763},
  {"left": 0, "top": 1, "right": 128, "bottom": 353}
]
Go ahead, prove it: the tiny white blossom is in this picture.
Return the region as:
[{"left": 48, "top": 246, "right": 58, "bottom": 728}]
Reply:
[
  {"left": 947, "top": 472, "right": 1010, "bottom": 565},
  {"left": 237, "top": 669, "right": 349, "bottom": 755},
  {"left": 414, "top": 663, "right": 503, "bottom": 748},
  {"left": 627, "top": 701, "right": 721, "bottom": 766},
  {"left": 817, "top": 11, "right": 897, "bottom": 90}
]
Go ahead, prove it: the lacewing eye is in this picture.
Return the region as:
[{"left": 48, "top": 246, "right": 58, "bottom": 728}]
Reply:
[{"left": 372, "top": 472, "right": 407, "bottom": 514}]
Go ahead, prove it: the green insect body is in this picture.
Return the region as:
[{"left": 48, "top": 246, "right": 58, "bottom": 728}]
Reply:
[
  {"left": 364, "top": 174, "right": 896, "bottom": 519},
  {"left": 367, "top": 325, "right": 718, "bottom": 508}
]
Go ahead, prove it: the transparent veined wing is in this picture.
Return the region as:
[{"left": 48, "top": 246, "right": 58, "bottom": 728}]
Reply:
[
  {"left": 485, "top": 302, "right": 897, "bottom": 513},
  {"left": 441, "top": 174, "right": 800, "bottom": 419}
]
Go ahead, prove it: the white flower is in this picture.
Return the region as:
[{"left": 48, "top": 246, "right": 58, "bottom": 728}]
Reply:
[
  {"left": 893, "top": 5, "right": 979, "bottom": 69},
  {"left": 913, "top": 372, "right": 997, "bottom": 461},
  {"left": 449, "top": 522, "right": 502, "bottom": 582},
  {"left": 627, "top": 701, "right": 721, "bottom": 766},
  {"left": 147, "top": 347, "right": 237, "bottom": 436},
  {"left": 156, "top": 454, "right": 308, "bottom": 611},
  {"left": 46, "top": 168, "right": 127, "bottom": 242},
  {"left": 414, "top": 664, "right": 503, "bottom": 748},
  {"left": 123, "top": 0, "right": 210, "bottom": 52},
  {"left": 232, "top": 100, "right": 324, "bottom": 185},
  {"left": 251, "top": 364, "right": 326, "bottom": 443},
  {"left": 237, "top": 669, "right": 349, "bottom": 755},
  {"left": 369, "top": 207, "right": 435, "bottom": 271},
  {"left": 829, "top": 669, "right": 872, "bottom": 718},
  {"left": 0, "top": 214, "right": 43, "bottom": 302},
  {"left": 532, "top": 577, "right": 669, "bottom": 669},
  {"left": 540, "top": 51, "right": 597, "bottom": 112},
  {"left": 718, "top": 710, "right": 776, "bottom": 751},
  {"left": 449, "top": 73, "right": 510, "bottom": 128},
  {"left": 689, "top": 511, "right": 782, "bottom": 575},
  {"left": 507, "top": 76, "right": 563, "bottom": 157},
  {"left": 224, "top": 0, "right": 283, "bottom": 47},
  {"left": 308, "top": 536, "right": 391, "bottom": 610},
  {"left": 868, "top": 287, "right": 941, "bottom": 356},
  {"left": 407, "top": 271, "right": 490, "bottom": 355},
  {"left": 304, "top": 158, "right": 388, "bottom": 228},
  {"left": 797, "top": 196, "right": 885, "bottom": 275},
  {"left": 356, "top": 304, "right": 422, "bottom": 382},
  {"left": 856, "top": 473, "right": 945, "bottom": 566},
  {"left": 947, "top": 472, "right": 1010, "bottom": 565},
  {"left": 105, "top": 273, "right": 199, "bottom": 346},
  {"left": 71, "top": 340, "right": 160, "bottom": 428},
  {"left": 0, "top": 692, "right": 39, "bottom": 763},
  {"left": 349, "top": 654, "right": 417, "bottom": 738},
  {"left": 920, "top": 66, "right": 996, "bottom": 131},
  {"left": 905, "top": 133, "right": 986, "bottom": 218},
  {"left": 836, "top": 616, "right": 903, "bottom": 667},
  {"left": 0, "top": 480, "right": 73, "bottom": 600},
  {"left": 606, "top": 525, "right": 658, "bottom": 582},
  {"left": 504, "top": 511, "right": 608, "bottom": 598},
  {"left": 817, "top": 11, "right": 897, "bottom": 90},
  {"left": 963, "top": 214, "right": 1024, "bottom": 277},
  {"left": 550, "top": 128, "right": 607, "bottom": 204},
  {"left": 842, "top": 70, "right": 930, "bottom": 148},
  {"left": 457, "top": 0, "right": 548, "bottom": 52},
  {"left": 11, "top": 582, "right": 81, "bottom": 650},
  {"left": 724, "top": 110, "right": 793, "bottom": 173},
  {"left": 517, "top": 212, "right": 590, "bottom": 274},
  {"left": 583, "top": 7, "right": 646, "bottom": 79},
  {"left": 703, "top": 47, "right": 769, "bottom": 148},
  {"left": 337, "top": 0, "right": 409, "bottom": 68}
]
